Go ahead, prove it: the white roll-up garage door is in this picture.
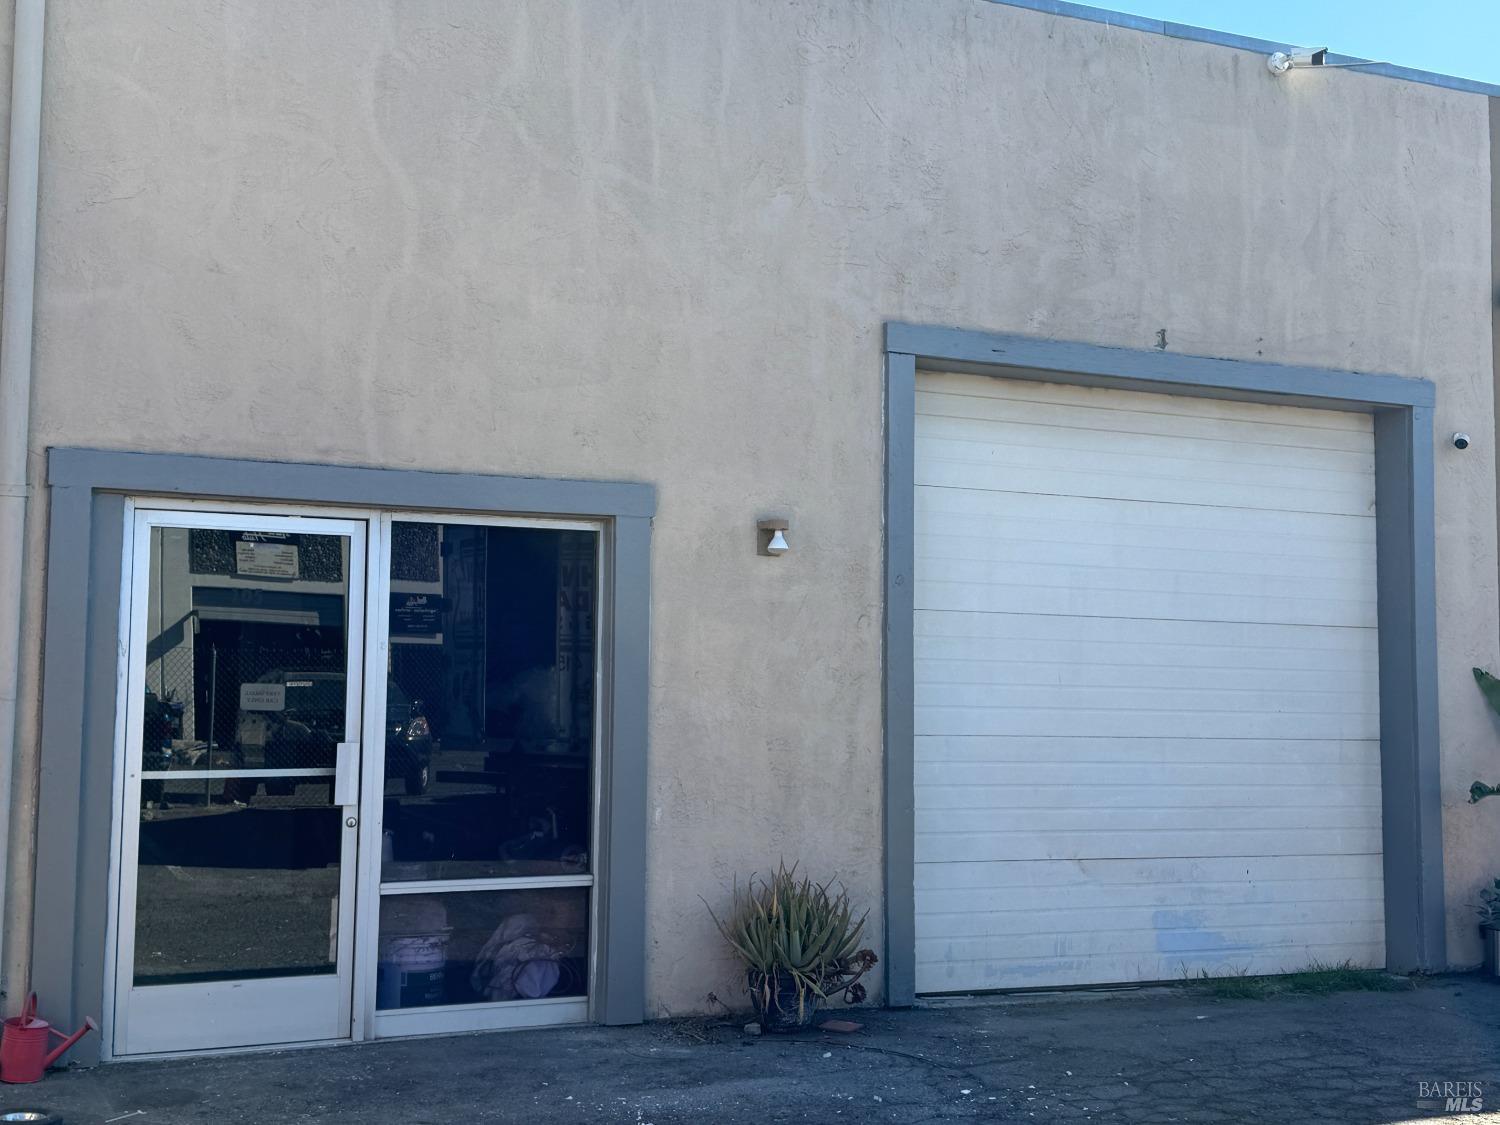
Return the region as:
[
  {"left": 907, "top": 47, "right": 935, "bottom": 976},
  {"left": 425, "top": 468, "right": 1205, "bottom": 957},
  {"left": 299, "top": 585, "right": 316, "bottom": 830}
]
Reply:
[{"left": 913, "top": 372, "right": 1384, "bottom": 993}]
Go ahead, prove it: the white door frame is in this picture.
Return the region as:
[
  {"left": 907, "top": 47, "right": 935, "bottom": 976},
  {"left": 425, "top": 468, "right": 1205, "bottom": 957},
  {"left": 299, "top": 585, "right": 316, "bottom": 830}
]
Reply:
[
  {"left": 105, "top": 500, "right": 610, "bottom": 1055},
  {"left": 359, "top": 511, "right": 605, "bottom": 1041},
  {"left": 107, "top": 503, "right": 372, "bottom": 1057}
]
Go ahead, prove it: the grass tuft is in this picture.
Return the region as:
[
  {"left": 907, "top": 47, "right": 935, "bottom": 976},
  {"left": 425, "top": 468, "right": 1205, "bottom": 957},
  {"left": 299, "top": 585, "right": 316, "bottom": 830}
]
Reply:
[{"left": 1184, "top": 960, "right": 1412, "bottom": 1000}]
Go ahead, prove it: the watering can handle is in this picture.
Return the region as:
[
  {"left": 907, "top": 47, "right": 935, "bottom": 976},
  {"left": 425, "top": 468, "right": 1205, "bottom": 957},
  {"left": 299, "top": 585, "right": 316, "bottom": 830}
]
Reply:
[{"left": 20, "top": 992, "right": 36, "bottom": 1025}]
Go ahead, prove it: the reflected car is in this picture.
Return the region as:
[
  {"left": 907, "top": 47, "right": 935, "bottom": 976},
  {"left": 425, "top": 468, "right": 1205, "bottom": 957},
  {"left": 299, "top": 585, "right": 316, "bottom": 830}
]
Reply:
[{"left": 241, "top": 671, "right": 435, "bottom": 796}]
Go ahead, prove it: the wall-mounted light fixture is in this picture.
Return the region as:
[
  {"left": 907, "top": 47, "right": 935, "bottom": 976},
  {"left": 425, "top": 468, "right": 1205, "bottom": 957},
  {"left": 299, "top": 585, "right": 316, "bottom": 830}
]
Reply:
[
  {"left": 1267, "top": 47, "right": 1385, "bottom": 77},
  {"left": 1266, "top": 47, "right": 1326, "bottom": 74},
  {"left": 757, "top": 518, "right": 790, "bottom": 557}
]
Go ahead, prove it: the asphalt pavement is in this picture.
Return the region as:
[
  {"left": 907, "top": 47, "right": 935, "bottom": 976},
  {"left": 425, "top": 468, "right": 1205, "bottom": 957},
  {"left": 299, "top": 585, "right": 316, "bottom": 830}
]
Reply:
[{"left": 8, "top": 974, "right": 1498, "bottom": 1123}]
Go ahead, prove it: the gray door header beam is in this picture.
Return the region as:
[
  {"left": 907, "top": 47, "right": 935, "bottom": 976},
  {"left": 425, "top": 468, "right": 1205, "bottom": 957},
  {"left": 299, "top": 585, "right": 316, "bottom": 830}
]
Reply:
[
  {"left": 886, "top": 323, "right": 1435, "bottom": 411},
  {"left": 47, "top": 448, "right": 657, "bottom": 518}
]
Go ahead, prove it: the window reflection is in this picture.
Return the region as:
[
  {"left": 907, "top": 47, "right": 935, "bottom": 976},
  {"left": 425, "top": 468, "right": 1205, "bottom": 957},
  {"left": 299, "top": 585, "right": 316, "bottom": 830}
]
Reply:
[
  {"left": 134, "top": 525, "right": 350, "bottom": 986},
  {"left": 135, "top": 780, "right": 340, "bottom": 985},
  {"left": 376, "top": 889, "right": 589, "bottom": 1009},
  {"left": 381, "top": 524, "right": 598, "bottom": 882},
  {"left": 140, "top": 527, "right": 350, "bottom": 777}
]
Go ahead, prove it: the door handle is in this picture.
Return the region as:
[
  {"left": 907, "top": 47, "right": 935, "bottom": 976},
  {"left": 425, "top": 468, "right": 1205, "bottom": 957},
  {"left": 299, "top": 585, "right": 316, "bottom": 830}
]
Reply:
[{"left": 334, "top": 742, "right": 359, "bottom": 808}]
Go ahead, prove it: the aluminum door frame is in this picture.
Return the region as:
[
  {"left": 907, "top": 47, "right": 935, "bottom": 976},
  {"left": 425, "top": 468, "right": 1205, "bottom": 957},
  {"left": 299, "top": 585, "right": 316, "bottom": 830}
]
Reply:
[
  {"left": 356, "top": 511, "right": 607, "bottom": 1040},
  {"left": 108, "top": 503, "right": 371, "bottom": 1057}
]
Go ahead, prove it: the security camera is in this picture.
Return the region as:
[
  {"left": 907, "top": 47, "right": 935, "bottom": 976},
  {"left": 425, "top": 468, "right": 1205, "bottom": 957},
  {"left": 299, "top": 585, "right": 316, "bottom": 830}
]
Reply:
[
  {"left": 1267, "top": 47, "right": 1328, "bottom": 75},
  {"left": 1453, "top": 432, "right": 1471, "bottom": 450}
]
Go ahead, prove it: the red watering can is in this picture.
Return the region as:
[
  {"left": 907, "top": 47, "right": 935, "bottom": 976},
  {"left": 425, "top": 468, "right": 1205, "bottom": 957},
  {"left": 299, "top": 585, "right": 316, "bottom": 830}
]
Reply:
[{"left": 0, "top": 994, "right": 96, "bottom": 1083}]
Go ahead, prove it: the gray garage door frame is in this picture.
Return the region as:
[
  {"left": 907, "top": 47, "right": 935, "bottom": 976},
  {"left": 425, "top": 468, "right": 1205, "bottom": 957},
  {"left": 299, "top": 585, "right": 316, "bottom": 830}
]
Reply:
[{"left": 882, "top": 322, "right": 1445, "bottom": 1006}]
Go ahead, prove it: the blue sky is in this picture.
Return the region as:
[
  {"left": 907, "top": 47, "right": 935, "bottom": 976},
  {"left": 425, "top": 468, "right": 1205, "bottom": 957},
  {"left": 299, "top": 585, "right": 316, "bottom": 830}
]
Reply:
[{"left": 1096, "top": 0, "right": 1499, "bottom": 86}]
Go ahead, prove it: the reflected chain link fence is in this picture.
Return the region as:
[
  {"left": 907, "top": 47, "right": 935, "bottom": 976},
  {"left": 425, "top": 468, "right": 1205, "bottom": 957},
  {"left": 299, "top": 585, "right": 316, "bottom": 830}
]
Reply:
[{"left": 142, "top": 632, "right": 347, "bottom": 808}]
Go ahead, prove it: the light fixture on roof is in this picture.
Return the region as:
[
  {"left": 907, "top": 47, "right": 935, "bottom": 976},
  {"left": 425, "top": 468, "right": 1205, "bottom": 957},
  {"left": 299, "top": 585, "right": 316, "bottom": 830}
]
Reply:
[
  {"left": 1267, "top": 47, "right": 1327, "bottom": 75},
  {"left": 1267, "top": 47, "right": 1387, "bottom": 77}
]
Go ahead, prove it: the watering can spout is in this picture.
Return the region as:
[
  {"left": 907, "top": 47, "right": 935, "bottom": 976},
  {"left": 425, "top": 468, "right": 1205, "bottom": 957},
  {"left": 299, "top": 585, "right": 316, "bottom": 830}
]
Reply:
[{"left": 42, "top": 1016, "right": 97, "bottom": 1069}]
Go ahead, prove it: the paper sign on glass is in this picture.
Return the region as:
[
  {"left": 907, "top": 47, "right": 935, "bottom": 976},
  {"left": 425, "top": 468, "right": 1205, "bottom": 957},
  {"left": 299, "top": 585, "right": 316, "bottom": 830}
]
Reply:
[
  {"left": 239, "top": 682, "right": 286, "bottom": 712},
  {"left": 235, "top": 540, "right": 299, "bottom": 578}
]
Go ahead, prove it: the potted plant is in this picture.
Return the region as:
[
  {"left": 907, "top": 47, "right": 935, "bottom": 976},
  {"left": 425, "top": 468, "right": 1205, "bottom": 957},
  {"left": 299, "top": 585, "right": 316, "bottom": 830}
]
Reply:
[
  {"left": 707, "top": 864, "right": 878, "bottom": 1033},
  {"left": 1463, "top": 670, "right": 1500, "bottom": 976},
  {"left": 1478, "top": 878, "right": 1500, "bottom": 977},
  {"left": 1467, "top": 668, "right": 1500, "bottom": 806}
]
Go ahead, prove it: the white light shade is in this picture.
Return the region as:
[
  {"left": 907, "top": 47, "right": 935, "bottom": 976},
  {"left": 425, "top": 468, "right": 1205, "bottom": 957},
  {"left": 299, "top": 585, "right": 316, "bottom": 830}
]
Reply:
[{"left": 766, "top": 529, "right": 789, "bottom": 555}]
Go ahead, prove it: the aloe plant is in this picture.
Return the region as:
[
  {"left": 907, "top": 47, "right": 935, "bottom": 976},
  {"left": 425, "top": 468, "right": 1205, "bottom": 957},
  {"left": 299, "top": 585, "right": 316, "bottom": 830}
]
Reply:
[
  {"left": 706, "top": 863, "right": 877, "bottom": 1023},
  {"left": 1477, "top": 878, "right": 1500, "bottom": 929}
]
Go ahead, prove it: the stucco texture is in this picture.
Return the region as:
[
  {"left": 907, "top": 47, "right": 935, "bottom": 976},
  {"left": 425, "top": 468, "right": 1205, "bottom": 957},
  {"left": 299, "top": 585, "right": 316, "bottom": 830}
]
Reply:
[{"left": 16, "top": 0, "right": 1499, "bottom": 1011}]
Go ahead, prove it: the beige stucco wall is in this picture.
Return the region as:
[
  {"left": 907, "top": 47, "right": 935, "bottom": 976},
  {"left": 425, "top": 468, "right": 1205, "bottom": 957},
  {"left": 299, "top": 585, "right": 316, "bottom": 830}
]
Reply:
[{"left": 10, "top": 0, "right": 1499, "bottom": 1010}]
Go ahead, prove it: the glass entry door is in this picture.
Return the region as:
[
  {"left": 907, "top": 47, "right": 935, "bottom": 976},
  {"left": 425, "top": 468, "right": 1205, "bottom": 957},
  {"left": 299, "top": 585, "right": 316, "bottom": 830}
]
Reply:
[
  {"left": 362, "top": 516, "right": 601, "bottom": 1038},
  {"left": 112, "top": 509, "right": 368, "bottom": 1056}
]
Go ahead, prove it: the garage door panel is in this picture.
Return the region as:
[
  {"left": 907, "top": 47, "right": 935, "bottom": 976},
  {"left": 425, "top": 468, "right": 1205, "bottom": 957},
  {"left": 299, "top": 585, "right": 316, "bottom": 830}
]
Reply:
[
  {"left": 915, "top": 767, "right": 1380, "bottom": 802},
  {"left": 917, "top": 862, "right": 1382, "bottom": 908},
  {"left": 916, "top": 374, "right": 1374, "bottom": 439},
  {"left": 919, "top": 943, "right": 1389, "bottom": 991},
  {"left": 915, "top": 804, "right": 1381, "bottom": 836},
  {"left": 917, "top": 932, "right": 1385, "bottom": 992},
  {"left": 917, "top": 555, "right": 1375, "bottom": 613},
  {"left": 919, "top": 486, "right": 1377, "bottom": 551},
  {"left": 919, "top": 920, "right": 1385, "bottom": 966},
  {"left": 918, "top": 626, "right": 1378, "bottom": 677},
  {"left": 917, "top": 827, "right": 1381, "bottom": 864},
  {"left": 915, "top": 681, "right": 1378, "bottom": 717},
  {"left": 916, "top": 777, "right": 1381, "bottom": 809},
  {"left": 917, "top": 854, "right": 1384, "bottom": 891},
  {"left": 914, "top": 408, "right": 1377, "bottom": 474},
  {"left": 914, "top": 855, "right": 1387, "bottom": 984},
  {"left": 918, "top": 548, "right": 1373, "bottom": 604},
  {"left": 916, "top": 736, "right": 1379, "bottom": 766},
  {"left": 917, "top": 369, "right": 1378, "bottom": 419},
  {"left": 917, "top": 463, "right": 1370, "bottom": 518},
  {"left": 916, "top": 657, "right": 1373, "bottom": 694},
  {"left": 917, "top": 895, "right": 1387, "bottom": 931},
  {"left": 917, "top": 528, "right": 1373, "bottom": 586},
  {"left": 916, "top": 704, "right": 1378, "bottom": 741},
  {"left": 915, "top": 431, "right": 1374, "bottom": 502},
  {"left": 917, "top": 613, "right": 1378, "bottom": 662},
  {"left": 913, "top": 374, "right": 1383, "bottom": 992},
  {"left": 917, "top": 898, "right": 1385, "bottom": 941},
  {"left": 918, "top": 646, "right": 1374, "bottom": 676},
  {"left": 918, "top": 586, "right": 1372, "bottom": 628}
]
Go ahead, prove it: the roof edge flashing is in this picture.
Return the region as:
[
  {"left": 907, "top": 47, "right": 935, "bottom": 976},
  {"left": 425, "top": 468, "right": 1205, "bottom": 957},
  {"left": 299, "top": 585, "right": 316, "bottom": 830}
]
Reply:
[{"left": 987, "top": 0, "right": 1500, "bottom": 99}]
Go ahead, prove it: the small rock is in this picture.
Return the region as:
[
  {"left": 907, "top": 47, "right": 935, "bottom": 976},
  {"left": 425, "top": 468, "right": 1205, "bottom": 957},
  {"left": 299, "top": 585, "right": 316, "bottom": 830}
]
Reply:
[{"left": 743, "top": 1022, "right": 762, "bottom": 1036}]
